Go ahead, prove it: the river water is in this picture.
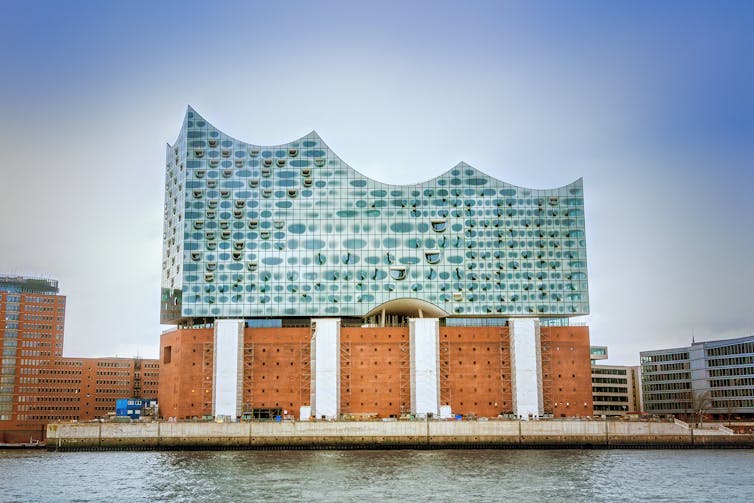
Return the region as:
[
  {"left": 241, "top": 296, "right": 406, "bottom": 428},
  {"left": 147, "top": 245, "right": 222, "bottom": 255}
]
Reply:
[{"left": 0, "top": 449, "right": 752, "bottom": 502}]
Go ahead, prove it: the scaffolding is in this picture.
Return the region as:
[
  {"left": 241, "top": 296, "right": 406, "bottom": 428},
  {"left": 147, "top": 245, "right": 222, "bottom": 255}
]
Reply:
[
  {"left": 399, "top": 340, "right": 410, "bottom": 413},
  {"left": 300, "top": 341, "right": 311, "bottom": 407},
  {"left": 243, "top": 343, "right": 254, "bottom": 415},
  {"left": 132, "top": 357, "right": 142, "bottom": 399},
  {"left": 540, "top": 334, "right": 553, "bottom": 415},
  {"left": 340, "top": 342, "right": 351, "bottom": 414},
  {"left": 500, "top": 331, "right": 513, "bottom": 413},
  {"left": 439, "top": 340, "right": 451, "bottom": 407},
  {"left": 202, "top": 342, "right": 213, "bottom": 414}
]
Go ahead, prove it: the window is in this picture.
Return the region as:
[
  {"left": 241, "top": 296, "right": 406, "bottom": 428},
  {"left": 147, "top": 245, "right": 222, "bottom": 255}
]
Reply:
[
  {"left": 425, "top": 251, "right": 441, "bottom": 264},
  {"left": 390, "top": 267, "right": 407, "bottom": 280}
]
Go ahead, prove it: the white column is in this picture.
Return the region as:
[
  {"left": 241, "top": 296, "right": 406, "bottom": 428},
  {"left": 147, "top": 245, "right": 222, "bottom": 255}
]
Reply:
[
  {"left": 213, "top": 319, "right": 244, "bottom": 420},
  {"left": 410, "top": 318, "right": 440, "bottom": 417},
  {"left": 310, "top": 318, "right": 340, "bottom": 419},
  {"left": 509, "top": 318, "right": 543, "bottom": 419}
]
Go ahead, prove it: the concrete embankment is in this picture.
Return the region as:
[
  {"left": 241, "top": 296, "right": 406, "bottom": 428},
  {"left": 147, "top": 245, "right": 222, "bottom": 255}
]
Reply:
[{"left": 46, "top": 420, "right": 754, "bottom": 450}]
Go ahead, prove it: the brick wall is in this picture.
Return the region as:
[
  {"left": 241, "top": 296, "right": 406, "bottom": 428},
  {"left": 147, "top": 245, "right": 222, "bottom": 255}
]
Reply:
[
  {"left": 340, "top": 326, "right": 409, "bottom": 418},
  {"left": 541, "top": 326, "right": 594, "bottom": 417}
]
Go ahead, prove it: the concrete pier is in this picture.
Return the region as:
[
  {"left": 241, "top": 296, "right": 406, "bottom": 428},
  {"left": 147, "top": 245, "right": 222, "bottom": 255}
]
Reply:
[{"left": 46, "top": 420, "right": 754, "bottom": 450}]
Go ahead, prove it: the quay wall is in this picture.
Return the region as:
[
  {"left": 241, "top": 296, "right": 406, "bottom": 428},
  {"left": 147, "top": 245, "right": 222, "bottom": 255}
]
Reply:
[{"left": 46, "top": 420, "right": 754, "bottom": 450}]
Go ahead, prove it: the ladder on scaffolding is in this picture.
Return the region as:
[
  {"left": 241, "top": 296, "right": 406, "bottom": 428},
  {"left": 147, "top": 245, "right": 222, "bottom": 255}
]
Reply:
[
  {"left": 539, "top": 332, "right": 553, "bottom": 414},
  {"left": 500, "top": 329, "right": 513, "bottom": 413},
  {"left": 340, "top": 341, "right": 351, "bottom": 414},
  {"left": 201, "top": 342, "right": 213, "bottom": 414},
  {"left": 399, "top": 340, "right": 410, "bottom": 414},
  {"left": 243, "top": 343, "right": 254, "bottom": 416},
  {"left": 299, "top": 341, "right": 311, "bottom": 407},
  {"left": 439, "top": 340, "right": 451, "bottom": 408}
]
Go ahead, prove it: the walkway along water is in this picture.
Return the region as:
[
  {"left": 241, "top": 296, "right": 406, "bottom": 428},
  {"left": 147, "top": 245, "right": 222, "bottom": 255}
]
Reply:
[{"left": 46, "top": 419, "right": 754, "bottom": 450}]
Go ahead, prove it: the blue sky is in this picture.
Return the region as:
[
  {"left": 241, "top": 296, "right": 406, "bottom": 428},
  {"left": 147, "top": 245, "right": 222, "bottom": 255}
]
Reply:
[{"left": 0, "top": 1, "right": 752, "bottom": 363}]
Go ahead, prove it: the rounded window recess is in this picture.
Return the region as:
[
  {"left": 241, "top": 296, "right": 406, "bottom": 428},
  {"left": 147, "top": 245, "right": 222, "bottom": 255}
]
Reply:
[
  {"left": 260, "top": 231, "right": 270, "bottom": 240},
  {"left": 222, "top": 169, "right": 232, "bottom": 178},
  {"left": 220, "top": 231, "right": 230, "bottom": 240},
  {"left": 250, "top": 148, "right": 260, "bottom": 157},
  {"left": 193, "top": 190, "right": 203, "bottom": 199},
  {"left": 263, "top": 159, "right": 273, "bottom": 168},
  {"left": 206, "top": 180, "right": 217, "bottom": 188},
  {"left": 261, "top": 167, "right": 271, "bottom": 177},
  {"left": 221, "top": 150, "right": 230, "bottom": 158},
  {"left": 232, "top": 251, "right": 242, "bottom": 261},
  {"left": 276, "top": 159, "right": 286, "bottom": 167},
  {"left": 288, "top": 189, "right": 297, "bottom": 198},
  {"left": 389, "top": 267, "right": 407, "bottom": 281},
  {"left": 220, "top": 190, "right": 230, "bottom": 198},
  {"left": 303, "top": 178, "right": 313, "bottom": 187},
  {"left": 205, "top": 231, "right": 216, "bottom": 241},
  {"left": 248, "top": 220, "right": 259, "bottom": 229},
  {"left": 194, "top": 149, "right": 204, "bottom": 158},
  {"left": 301, "top": 168, "right": 311, "bottom": 177},
  {"left": 262, "top": 190, "right": 272, "bottom": 198},
  {"left": 233, "top": 209, "right": 243, "bottom": 218},
  {"left": 207, "top": 200, "right": 218, "bottom": 209},
  {"left": 233, "top": 241, "right": 245, "bottom": 251},
  {"left": 234, "top": 200, "right": 245, "bottom": 209},
  {"left": 453, "top": 292, "right": 463, "bottom": 301},
  {"left": 209, "top": 159, "right": 220, "bottom": 167},
  {"left": 247, "top": 262, "right": 258, "bottom": 271},
  {"left": 425, "top": 251, "right": 441, "bottom": 264},
  {"left": 206, "top": 242, "right": 216, "bottom": 250},
  {"left": 208, "top": 139, "right": 218, "bottom": 148},
  {"left": 195, "top": 170, "right": 206, "bottom": 178},
  {"left": 204, "top": 273, "right": 214, "bottom": 282},
  {"left": 249, "top": 179, "right": 259, "bottom": 188},
  {"left": 235, "top": 159, "right": 243, "bottom": 168},
  {"left": 288, "top": 148, "right": 298, "bottom": 157},
  {"left": 273, "top": 220, "right": 284, "bottom": 229},
  {"left": 430, "top": 219, "right": 447, "bottom": 232},
  {"left": 193, "top": 221, "right": 204, "bottom": 230},
  {"left": 191, "top": 252, "right": 201, "bottom": 261},
  {"left": 314, "top": 158, "right": 326, "bottom": 167},
  {"left": 205, "top": 262, "right": 217, "bottom": 272}
]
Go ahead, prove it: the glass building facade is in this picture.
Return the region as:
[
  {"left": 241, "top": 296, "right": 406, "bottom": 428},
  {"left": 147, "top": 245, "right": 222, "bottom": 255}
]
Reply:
[{"left": 161, "top": 107, "right": 589, "bottom": 324}]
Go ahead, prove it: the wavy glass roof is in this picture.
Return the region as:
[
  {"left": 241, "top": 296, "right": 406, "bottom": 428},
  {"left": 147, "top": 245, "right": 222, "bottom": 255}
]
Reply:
[{"left": 161, "top": 107, "right": 588, "bottom": 323}]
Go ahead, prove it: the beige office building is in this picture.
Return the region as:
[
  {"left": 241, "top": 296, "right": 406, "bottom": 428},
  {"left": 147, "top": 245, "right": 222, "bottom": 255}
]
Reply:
[{"left": 590, "top": 346, "right": 642, "bottom": 416}]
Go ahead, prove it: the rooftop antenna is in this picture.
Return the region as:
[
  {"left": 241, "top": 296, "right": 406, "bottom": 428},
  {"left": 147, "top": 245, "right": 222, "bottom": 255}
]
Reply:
[{"left": 691, "top": 328, "right": 695, "bottom": 345}]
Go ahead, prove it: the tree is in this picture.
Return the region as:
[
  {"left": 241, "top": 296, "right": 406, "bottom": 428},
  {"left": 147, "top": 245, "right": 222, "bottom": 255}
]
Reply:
[
  {"left": 725, "top": 402, "right": 737, "bottom": 426},
  {"left": 691, "top": 390, "right": 712, "bottom": 428}
]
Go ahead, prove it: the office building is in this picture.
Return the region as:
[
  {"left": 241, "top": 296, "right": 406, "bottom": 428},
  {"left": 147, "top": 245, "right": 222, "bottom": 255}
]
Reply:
[
  {"left": 1, "top": 275, "right": 64, "bottom": 427},
  {"left": 590, "top": 346, "right": 641, "bottom": 416},
  {"left": 0, "top": 275, "right": 159, "bottom": 442},
  {"left": 641, "top": 335, "right": 754, "bottom": 419}
]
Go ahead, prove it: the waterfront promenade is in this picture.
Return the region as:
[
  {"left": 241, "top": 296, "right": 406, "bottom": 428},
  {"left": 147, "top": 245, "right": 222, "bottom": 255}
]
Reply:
[{"left": 46, "top": 419, "right": 754, "bottom": 450}]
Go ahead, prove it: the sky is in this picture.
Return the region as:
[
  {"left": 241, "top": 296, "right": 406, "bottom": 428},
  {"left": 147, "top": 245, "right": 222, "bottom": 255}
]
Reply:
[{"left": 0, "top": 1, "right": 752, "bottom": 364}]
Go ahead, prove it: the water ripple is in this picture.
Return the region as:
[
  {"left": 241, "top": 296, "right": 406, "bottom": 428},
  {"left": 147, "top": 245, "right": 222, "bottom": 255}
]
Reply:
[{"left": 1, "top": 449, "right": 753, "bottom": 502}]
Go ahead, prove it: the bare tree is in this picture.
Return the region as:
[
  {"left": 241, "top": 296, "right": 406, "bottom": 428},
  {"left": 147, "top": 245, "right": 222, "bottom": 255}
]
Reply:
[
  {"left": 691, "top": 390, "right": 712, "bottom": 428},
  {"left": 725, "top": 402, "right": 736, "bottom": 426}
]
